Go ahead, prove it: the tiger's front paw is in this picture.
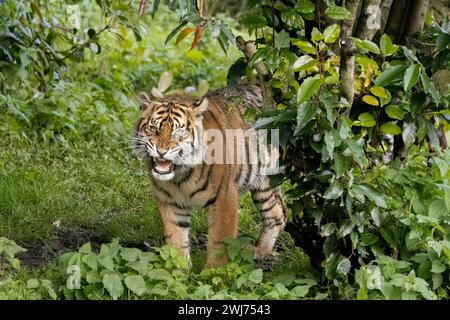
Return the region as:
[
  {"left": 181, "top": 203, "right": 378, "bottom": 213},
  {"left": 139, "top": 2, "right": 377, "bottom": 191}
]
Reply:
[
  {"left": 204, "top": 254, "right": 229, "bottom": 269},
  {"left": 248, "top": 244, "right": 272, "bottom": 260}
]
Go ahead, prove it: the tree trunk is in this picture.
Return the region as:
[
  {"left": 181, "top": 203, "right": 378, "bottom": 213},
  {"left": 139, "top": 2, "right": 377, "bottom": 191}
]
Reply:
[
  {"left": 404, "top": 0, "right": 431, "bottom": 37},
  {"left": 378, "top": 0, "right": 394, "bottom": 37},
  {"left": 339, "top": 0, "right": 361, "bottom": 107},
  {"left": 384, "top": 0, "right": 411, "bottom": 43},
  {"left": 355, "top": 0, "right": 382, "bottom": 41}
]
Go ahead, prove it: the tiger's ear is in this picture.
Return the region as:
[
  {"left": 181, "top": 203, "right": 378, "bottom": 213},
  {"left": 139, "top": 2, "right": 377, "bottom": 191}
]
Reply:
[
  {"left": 138, "top": 92, "right": 155, "bottom": 112},
  {"left": 193, "top": 97, "right": 208, "bottom": 117}
]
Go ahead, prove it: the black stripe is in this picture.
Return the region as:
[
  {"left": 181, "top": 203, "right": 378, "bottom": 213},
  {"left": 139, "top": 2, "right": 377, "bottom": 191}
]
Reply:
[
  {"left": 243, "top": 138, "right": 253, "bottom": 186},
  {"left": 207, "top": 108, "right": 225, "bottom": 132},
  {"left": 173, "top": 220, "right": 190, "bottom": 228},
  {"left": 252, "top": 191, "right": 275, "bottom": 204},
  {"left": 156, "top": 187, "right": 172, "bottom": 198},
  {"left": 196, "top": 165, "right": 206, "bottom": 183},
  {"left": 190, "top": 166, "right": 212, "bottom": 197},
  {"left": 260, "top": 200, "right": 277, "bottom": 213},
  {"left": 171, "top": 110, "right": 183, "bottom": 118},
  {"left": 204, "top": 195, "right": 218, "bottom": 207},
  {"left": 256, "top": 186, "right": 274, "bottom": 193},
  {"left": 275, "top": 194, "right": 286, "bottom": 218},
  {"left": 173, "top": 211, "right": 191, "bottom": 217},
  {"left": 177, "top": 167, "right": 194, "bottom": 185},
  {"left": 263, "top": 221, "right": 285, "bottom": 228},
  {"left": 234, "top": 164, "right": 243, "bottom": 184},
  {"left": 168, "top": 202, "right": 189, "bottom": 210}
]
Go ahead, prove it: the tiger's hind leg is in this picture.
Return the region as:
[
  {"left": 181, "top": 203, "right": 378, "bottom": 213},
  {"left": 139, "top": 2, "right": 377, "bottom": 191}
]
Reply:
[{"left": 250, "top": 184, "right": 286, "bottom": 260}]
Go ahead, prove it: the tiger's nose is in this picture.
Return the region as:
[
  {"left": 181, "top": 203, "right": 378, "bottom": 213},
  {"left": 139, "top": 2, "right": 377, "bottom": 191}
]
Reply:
[{"left": 157, "top": 148, "right": 168, "bottom": 157}]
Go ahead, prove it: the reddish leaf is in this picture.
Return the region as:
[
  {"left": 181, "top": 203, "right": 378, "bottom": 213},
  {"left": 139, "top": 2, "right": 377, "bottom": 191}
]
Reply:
[
  {"left": 139, "top": 0, "right": 147, "bottom": 15},
  {"left": 190, "top": 24, "right": 204, "bottom": 50}
]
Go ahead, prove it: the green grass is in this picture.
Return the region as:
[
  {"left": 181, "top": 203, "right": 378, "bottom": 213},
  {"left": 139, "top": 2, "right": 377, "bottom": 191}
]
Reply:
[{"left": 0, "top": 138, "right": 263, "bottom": 265}]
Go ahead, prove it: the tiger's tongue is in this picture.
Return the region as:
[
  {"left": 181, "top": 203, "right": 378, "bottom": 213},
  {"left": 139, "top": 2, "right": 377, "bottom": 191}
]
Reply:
[{"left": 155, "top": 160, "right": 172, "bottom": 173}]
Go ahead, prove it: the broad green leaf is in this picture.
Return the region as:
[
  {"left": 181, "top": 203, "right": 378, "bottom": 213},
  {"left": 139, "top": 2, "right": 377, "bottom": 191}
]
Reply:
[
  {"left": 311, "top": 28, "right": 323, "bottom": 43},
  {"left": 385, "top": 105, "right": 405, "bottom": 120},
  {"left": 297, "top": 75, "right": 321, "bottom": 104},
  {"left": 428, "top": 199, "right": 447, "bottom": 219},
  {"left": 374, "top": 64, "right": 408, "bottom": 86},
  {"left": 445, "top": 190, "right": 450, "bottom": 211},
  {"left": 295, "top": 0, "right": 315, "bottom": 13},
  {"left": 357, "top": 184, "right": 387, "bottom": 208},
  {"left": 380, "top": 34, "right": 399, "bottom": 56},
  {"left": 275, "top": 30, "right": 290, "bottom": 49},
  {"left": 337, "top": 258, "right": 351, "bottom": 275},
  {"left": 369, "top": 86, "right": 388, "bottom": 99},
  {"left": 239, "top": 14, "right": 267, "bottom": 29},
  {"left": 98, "top": 255, "right": 114, "bottom": 271},
  {"left": 124, "top": 275, "right": 147, "bottom": 296},
  {"left": 420, "top": 73, "right": 441, "bottom": 103},
  {"left": 380, "top": 227, "right": 396, "bottom": 248},
  {"left": 103, "top": 273, "right": 124, "bottom": 300},
  {"left": 249, "top": 269, "right": 263, "bottom": 284},
  {"left": 295, "top": 101, "right": 315, "bottom": 135},
  {"left": 120, "top": 248, "right": 141, "bottom": 262},
  {"left": 292, "top": 55, "right": 316, "bottom": 71},
  {"left": 292, "top": 285, "right": 309, "bottom": 297},
  {"left": 371, "top": 208, "right": 381, "bottom": 227},
  {"left": 27, "top": 279, "right": 40, "bottom": 289},
  {"left": 323, "top": 24, "right": 341, "bottom": 43},
  {"left": 380, "top": 123, "right": 401, "bottom": 135},
  {"left": 410, "top": 92, "right": 426, "bottom": 116},
  {"left": 402, "top": 46, "right": 419, "bottom": 63},
  {"left": 147, "top": 268, "right": 172, "bottom": 281},
  {"left": 321, "top": 223, "right": 337, "bottom": 236},
  {"left": 362, "top": 95, "right": 379, "bottom": 106},
  {"left": 81, "top": 253, "right": 98, "bottom": 270},
  {"left": 292, "top": 40, "right": 316, "bottom": 54},
  {"left": 360, "top": 234, "right": 379, "bottom": 246},
  {"left": 324, "top": 131, "right": 335, "bottom": 160},
  {"left": 281, "top": 10, "right": 305, "bottom": 30},
  {"left": 402, "top": 123, "right": 417, "bottom": 148},
  {"left": 325, "top": 6, "right": 351, "bottom": 20},
  {"left": 249, "top": 47, "right": 270, "bottom": 65},
  {"left": 347, "top": 140, "right": 366, "bottom": 167},
  {"left": 79, "top": 242, "right": 92, "bottom": 254},
  {"left": 323, "top": 183, "right": 343, "bottom": 200},
  {"left": 354, "top": 112, "right": 376, "bottom": 127},
  {"left": 404, "top": 64, "right": 420, "bottom": 91},
  {"left": 431, "top": 259, "right": 445, "bottom": 273},
  {"left": 334, "top": 153, "right": 348, "bottom": 178},
  {"left": 353, "top": 38, "right": 381, "bottom": 54},
  {"left": 427, "top": 122, "right": 441, "bottom": 150}
]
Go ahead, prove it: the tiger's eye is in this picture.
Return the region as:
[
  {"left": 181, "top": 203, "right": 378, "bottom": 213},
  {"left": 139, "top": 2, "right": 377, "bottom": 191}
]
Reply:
[
  {"left": 145, "top": 125, "right": 158, "bottom": 133},
  {"left": 173, "top": 129, "right": 187, "bottom": 139}
]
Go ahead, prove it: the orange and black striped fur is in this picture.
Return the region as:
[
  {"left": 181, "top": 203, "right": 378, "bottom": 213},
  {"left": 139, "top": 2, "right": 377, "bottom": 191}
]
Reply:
[{"left": 132, "top": 86, "right": 286, "bottom": 268}]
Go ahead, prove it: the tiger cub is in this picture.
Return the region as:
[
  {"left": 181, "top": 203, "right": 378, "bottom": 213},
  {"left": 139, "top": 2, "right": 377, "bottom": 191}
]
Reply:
[{"left": 133, "top": 85, "right": 286, "bottom": 268}]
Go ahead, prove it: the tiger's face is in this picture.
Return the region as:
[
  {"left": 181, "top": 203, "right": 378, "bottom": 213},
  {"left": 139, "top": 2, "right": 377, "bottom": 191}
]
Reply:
[{"left": 133, "top": 94, "right": 207, "bottom": 181}]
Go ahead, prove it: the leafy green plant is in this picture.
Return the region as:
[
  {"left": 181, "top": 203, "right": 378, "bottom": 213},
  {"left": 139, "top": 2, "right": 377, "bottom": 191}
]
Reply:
[{"left": 0, "top": 237, "right": 27, "bottom": 270}]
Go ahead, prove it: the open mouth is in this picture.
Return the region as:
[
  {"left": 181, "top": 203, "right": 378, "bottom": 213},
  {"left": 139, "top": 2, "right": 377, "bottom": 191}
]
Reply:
[{"left": 153, "top": 158, "right": 175, "bottom": 175}]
